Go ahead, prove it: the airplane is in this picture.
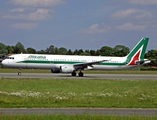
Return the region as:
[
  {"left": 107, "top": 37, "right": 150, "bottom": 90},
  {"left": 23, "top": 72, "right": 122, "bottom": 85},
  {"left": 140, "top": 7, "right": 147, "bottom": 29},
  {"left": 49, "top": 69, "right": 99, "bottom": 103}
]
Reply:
[{"left": 2, "top": 38, "right": 151, "bottom": 77}]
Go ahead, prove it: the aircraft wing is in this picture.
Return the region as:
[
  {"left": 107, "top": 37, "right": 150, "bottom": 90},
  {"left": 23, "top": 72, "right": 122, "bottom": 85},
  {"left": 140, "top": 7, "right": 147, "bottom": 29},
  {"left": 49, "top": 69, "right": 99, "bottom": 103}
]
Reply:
[{"left": 74, "top": 60, "right": 108, "bottom": 70}]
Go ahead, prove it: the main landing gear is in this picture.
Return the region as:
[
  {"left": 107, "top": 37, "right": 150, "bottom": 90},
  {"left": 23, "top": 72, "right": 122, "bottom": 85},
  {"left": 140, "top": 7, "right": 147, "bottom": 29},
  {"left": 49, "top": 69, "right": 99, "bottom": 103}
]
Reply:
[
  {"left": 71, "top": 71, "right": 84, "bottom": 77},
  {"left": 78, "top": 71, "right": 84, "bottom": 77},
  {"left": 71, "top": 71, "right": 77, "bottom": 76},
  {"left": 18, "top": 68, "right": 22, "bottom": 76}
]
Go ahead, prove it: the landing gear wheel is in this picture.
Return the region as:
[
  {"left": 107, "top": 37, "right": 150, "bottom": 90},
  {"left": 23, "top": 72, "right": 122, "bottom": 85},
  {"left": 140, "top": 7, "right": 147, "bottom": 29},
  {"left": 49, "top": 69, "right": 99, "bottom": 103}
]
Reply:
[
  {"left": 78, "top": 72, "right": 84, "bottom": 77},
  {"left": 18, "top": 72, "right": 21, "bottom": 76},
  {"left": 71, "top": 71, "right": 76, "bottom": 76},
  {"left": 18, "top": 68, "right": 22, "bottom": 76}
]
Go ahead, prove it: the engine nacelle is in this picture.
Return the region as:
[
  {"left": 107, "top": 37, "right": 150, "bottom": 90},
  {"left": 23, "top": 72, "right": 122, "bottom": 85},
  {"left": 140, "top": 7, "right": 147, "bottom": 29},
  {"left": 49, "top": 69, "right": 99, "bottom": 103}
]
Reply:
[
  {"left": 51, "top": 69, "right": 61, "bottom": 73},
  {"left": 86, "top": 66, "right": 93, "bottom": 70},
  {"left": 61, "top": 65, "right": 74, "bottom": 73}
]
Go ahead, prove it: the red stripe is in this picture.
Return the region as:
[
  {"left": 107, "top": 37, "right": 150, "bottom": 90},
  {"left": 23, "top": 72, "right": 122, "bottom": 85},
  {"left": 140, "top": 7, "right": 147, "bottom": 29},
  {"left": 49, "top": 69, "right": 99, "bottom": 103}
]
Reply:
[{"left": 129, "top": 50, "right": 141, "bottom": 65}]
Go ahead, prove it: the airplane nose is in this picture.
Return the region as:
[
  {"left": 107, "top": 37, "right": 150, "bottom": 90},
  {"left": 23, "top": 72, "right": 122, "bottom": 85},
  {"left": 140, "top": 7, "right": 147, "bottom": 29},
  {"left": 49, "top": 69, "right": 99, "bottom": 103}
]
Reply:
[
  {"left": 1, "top": 60, "right": 4, "bottom": 65},
  {"left": 1, "top": 60, "right": 7, "bottom": 66}
]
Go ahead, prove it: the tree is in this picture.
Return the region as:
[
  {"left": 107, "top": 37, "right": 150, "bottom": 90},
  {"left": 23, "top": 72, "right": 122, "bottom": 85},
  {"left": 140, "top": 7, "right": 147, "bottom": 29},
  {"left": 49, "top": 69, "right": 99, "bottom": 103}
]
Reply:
[
  {"left": 145, "top": 49, "right": 157, "bottom": 66},
  {"left": 14, "top": 42, "right": 26, "bottom": 54},
  {"left": 54, "top": 47, "right": 59, "bottom": 54},
  {"left": 113, "top": 45, "right": 130, "bottom": 57},
  {"left": 90, "top": 50, "right": 96, "bottom": 56},
  {"left": 67, "top": 49, "right": 73, "bottom": 55},
  {"left": 27, "top": 47, "right": 36, "bottom": 54},
  {"left": 45, "top": 45, "right": 55, "bottom": 54},
  {"left": 74, "top": 49, "right": 78, "bottom": 55},
  {"left": 145, "top": 50, "right": 157, "bottom": 58},
  {"left": 36, "top": 49, "right": 45, "bottom": 54},
  {"left": 58, "top": 47, "right": 67, "bottom": 55},
  {"left": 78, "top": 49, "right": 84, "bottom": 55},
  {"left": 6, "top": 46, "right": 14, "bottom": 54},
  {"left": 0, "top": 43, "right": 8, "bottom": 54},
  {"left": 95, "top": 49, "right": 101, "bottom": 56},
  {"left": 80, "top": 52, "right": 91, "bottom": 56},
  {"left": 100, "top": 46, "right": 114, "bottom": 56}
]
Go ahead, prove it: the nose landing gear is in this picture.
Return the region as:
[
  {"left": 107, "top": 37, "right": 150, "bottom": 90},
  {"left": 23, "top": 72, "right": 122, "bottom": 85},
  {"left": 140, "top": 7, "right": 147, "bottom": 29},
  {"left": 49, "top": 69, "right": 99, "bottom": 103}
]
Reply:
[{"left": 18, "top": 68, "right": 22, "bottom": 76}]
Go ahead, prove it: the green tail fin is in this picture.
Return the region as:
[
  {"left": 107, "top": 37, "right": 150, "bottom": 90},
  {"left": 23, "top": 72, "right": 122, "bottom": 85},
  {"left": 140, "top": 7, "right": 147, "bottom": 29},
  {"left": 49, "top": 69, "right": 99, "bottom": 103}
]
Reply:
[{"left": 126, "top": 38, "right": 149, "bottom": 65}]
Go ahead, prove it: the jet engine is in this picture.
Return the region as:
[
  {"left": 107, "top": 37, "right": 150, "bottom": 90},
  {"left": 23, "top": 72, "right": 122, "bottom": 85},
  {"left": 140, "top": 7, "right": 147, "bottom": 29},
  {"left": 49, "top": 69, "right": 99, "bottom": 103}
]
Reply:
[
  {"left": 51, "top": 69, "right": 61, "bottom": 73},
  {"left": 51, "top": 65, "right": 74, "bottom": 73},
  {"left": 61, "top": 65, "right": 74, "bottom": 73}
]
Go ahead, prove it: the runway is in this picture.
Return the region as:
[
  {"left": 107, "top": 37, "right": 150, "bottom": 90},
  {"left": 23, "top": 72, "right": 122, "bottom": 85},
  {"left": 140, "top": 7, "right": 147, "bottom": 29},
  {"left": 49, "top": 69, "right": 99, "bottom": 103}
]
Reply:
[
  {"left": 0, "top": 73, "right": 157, "bottom": 80},
  {"left": 0, "top": 108, "right": 157, "bottom": 116}
]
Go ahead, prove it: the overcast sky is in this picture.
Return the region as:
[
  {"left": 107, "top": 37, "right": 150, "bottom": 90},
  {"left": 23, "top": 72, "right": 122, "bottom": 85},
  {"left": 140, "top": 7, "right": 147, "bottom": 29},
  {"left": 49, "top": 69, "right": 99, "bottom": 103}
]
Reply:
[{"left": 0, "top": 0, "right": 157, "bottom": 51}]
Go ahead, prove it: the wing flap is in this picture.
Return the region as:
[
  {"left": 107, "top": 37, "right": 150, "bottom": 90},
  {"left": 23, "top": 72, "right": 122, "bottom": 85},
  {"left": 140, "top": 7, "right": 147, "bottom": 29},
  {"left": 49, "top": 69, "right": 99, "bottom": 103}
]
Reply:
[{"left": 74, "top": 60, "right": 109, "bottom": 70}]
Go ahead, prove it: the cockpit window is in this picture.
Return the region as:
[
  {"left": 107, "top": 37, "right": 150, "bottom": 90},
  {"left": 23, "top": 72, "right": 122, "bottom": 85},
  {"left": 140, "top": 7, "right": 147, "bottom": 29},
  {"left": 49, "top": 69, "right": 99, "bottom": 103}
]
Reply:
[{"left": 6, "top": 57, "right": 14, "bottom": 59}]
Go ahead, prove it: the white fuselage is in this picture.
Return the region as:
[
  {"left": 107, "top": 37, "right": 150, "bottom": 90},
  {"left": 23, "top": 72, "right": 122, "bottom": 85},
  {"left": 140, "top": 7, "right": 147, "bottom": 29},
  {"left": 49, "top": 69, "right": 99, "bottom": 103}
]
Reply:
[{"left": 2, "top": 54, "right": 131, "bottom": 71}]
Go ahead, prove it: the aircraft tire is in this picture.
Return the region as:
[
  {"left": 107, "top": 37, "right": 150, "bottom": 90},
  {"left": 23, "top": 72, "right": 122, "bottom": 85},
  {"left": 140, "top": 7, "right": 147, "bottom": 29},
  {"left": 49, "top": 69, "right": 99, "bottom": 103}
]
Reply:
[
  {"left": 71, "top": 71, "right": 76, "bottom": 76},
  {"left": 78, "top": 72, "right": 84, "bottom": 77},
  {"left": 18, "top": 72, "right": 21, "bottom": 76}
]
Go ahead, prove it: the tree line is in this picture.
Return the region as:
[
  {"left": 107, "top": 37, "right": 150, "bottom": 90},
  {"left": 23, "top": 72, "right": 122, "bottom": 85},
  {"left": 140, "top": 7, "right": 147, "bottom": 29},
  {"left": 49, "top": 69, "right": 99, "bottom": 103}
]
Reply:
[{"left": 0, "top": 42, "right": 157, "bottom": 66}]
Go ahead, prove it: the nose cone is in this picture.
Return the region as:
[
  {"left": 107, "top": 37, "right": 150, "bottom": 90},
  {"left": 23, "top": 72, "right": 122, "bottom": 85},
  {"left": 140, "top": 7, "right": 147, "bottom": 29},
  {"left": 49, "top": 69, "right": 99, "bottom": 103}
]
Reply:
[{"left": 1, "top": 60, "right": 7, "bottom": 66}]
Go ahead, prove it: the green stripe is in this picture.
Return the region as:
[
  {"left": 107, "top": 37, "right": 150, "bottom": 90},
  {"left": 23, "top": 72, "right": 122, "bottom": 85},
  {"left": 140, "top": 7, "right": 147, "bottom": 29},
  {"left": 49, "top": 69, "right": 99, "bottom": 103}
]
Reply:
[
  {"left": 17, "top": 60, "right": 126, "bottom": 66},
  {"left": 18, "top": 60, "right": 82, "bottom": 64}
]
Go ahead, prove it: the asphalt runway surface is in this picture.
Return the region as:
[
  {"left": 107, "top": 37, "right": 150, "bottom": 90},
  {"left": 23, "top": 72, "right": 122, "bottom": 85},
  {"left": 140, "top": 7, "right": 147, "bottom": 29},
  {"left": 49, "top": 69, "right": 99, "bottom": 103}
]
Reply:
[
  {"left": 0, "top": 73, "right": 157, "bottom": 80},
  {"left": 1, "top": 108, "right": 157, "bottom": 116},
  {"left": 0, "top": 73, "right": 157, "bottom": 116}
]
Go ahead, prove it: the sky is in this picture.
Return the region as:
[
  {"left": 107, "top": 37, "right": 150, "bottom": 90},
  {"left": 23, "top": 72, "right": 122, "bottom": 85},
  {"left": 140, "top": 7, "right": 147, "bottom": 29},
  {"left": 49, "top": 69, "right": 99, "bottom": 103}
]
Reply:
[{"left": 0, "top": 0, "right": 157, "bottom": 51}]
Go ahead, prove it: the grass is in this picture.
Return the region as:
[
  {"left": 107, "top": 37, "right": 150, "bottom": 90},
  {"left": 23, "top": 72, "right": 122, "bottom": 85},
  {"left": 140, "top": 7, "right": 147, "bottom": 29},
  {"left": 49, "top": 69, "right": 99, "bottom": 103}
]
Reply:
[
  {"left": 0, "top": 78, "right": 157, "bottom": 108},
  {"left": 0, "top": 115, "right": 157, "bottom": 120},
  {"left": 0, "top": 68, "right": 157, "bottom": 74}
]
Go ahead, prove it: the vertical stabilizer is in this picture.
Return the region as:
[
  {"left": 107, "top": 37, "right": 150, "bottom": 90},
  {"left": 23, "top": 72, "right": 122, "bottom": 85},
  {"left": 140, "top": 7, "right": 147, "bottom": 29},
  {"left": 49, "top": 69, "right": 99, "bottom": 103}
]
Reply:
[{"left": 126, "top": 38, "right": 149, "bottom": 65}]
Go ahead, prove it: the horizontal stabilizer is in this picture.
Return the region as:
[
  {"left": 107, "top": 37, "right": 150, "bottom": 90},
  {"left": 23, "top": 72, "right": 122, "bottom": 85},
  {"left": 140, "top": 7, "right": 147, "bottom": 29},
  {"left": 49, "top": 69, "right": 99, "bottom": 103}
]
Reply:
[{"left": 135, "top": 59, "right": 155, "bottom": 65}]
